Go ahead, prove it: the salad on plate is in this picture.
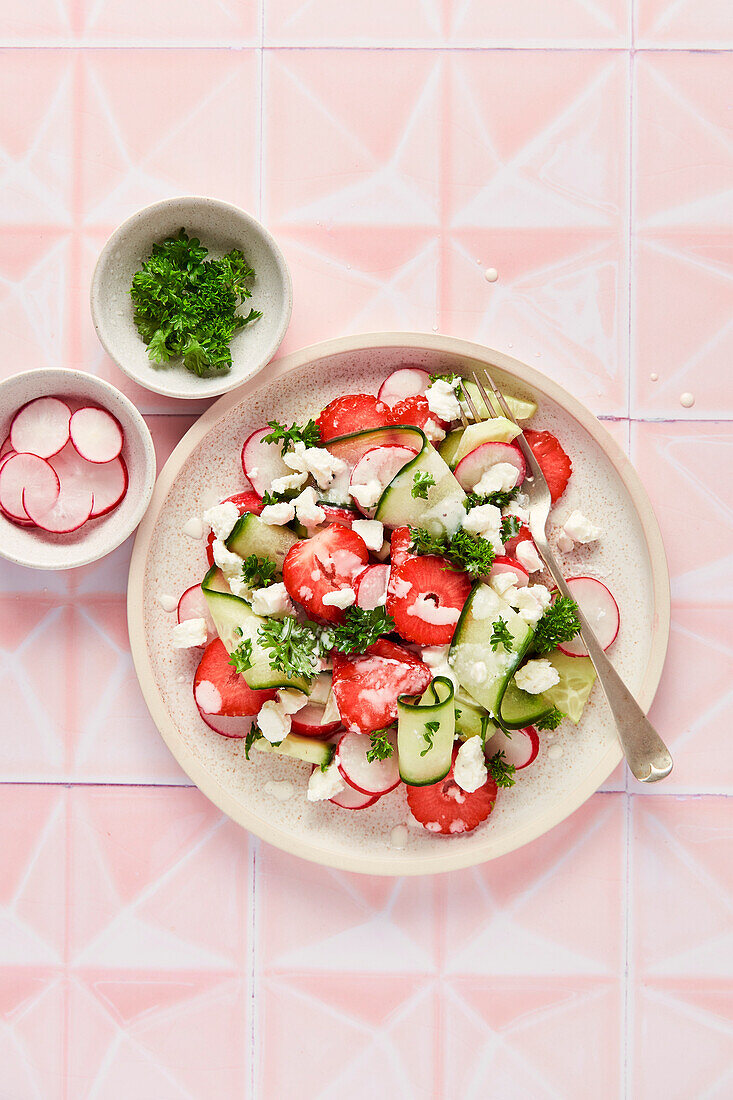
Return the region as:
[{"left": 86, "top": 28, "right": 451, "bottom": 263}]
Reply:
[{"left": 172, "top": 367, "right": 620, "bottom": 837}]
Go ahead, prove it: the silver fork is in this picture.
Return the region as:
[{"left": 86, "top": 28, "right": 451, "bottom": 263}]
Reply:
[{"left": 460, "top": 370, "right": 673, "bottom": 783}]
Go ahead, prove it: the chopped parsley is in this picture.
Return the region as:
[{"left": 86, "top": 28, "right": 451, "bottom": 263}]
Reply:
[
  {"left": 262, "top": 419, "right": 321, "bottom": 451},
  {"left": 500, "top": 515, "right": 522, "bottom": 543},
  {"left": 244, "top": 722, "right": 260, "bottom": 760},
  {"left": 241, "top": 554, "right": 277, "bottom": 589},
  {"left": 366, "top": 730, "right": 394, "bottom": 763},
  {"left": 330, "top": 606, "right": 395, "bottom": 655},
  {"left": 411, "top": 470, "right": 436, "bottom": 499},
  {"left": 228, "top": 638, "right": 253, "bottom": 675},
  {"left": 260, "top": 490, "right": 289, "bottom": 507},
  {"left": 257, "top": 617, "right": 320, "bottom": 680},
  {"left": 531, "top": 596, "right": 581, "bottom": 654},
  {"left": 465, "top": 488, "right": 517, "bottom": 511},
  {"left": 409, "top": 526, "right": 495, "bottom": 578},
  {"left": 488, "top": 749, "right": 516, "bottom": 788},
  {"left": 490, "top": 617, "right": 513, "bottom": 653},
  {"left": 535, "top": 707, "right": 566, "bottom": 731},
  {"left": 420, "top": 719, "right": 439, "bottom": 757},
  {"left": 130, "top": 229, "right": 261, "bottom": 377},
  {"left": 429, "top": 371, "right": 463, "bottom": 398}
]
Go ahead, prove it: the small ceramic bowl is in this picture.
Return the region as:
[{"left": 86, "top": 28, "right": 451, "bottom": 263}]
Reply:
[
  {"left": 90, "top": 196, "right": 293, "bottom": 400},
  {"left": 0, "top": 369, "right": 156, "bottom": 570}
]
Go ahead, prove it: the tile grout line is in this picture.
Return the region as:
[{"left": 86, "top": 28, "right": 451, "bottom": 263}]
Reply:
[
  {"left": 248, "top": 840, "right": 261, "bottom": 1100},
  {"left": 1, "top": 43, "right": 733, "bottom": 52},
  {"left": 626, "top": 39, "right": 635, "bottom": 423},
  {"left": 623, "top": 791, "right": 634, "bottom": 1100}
]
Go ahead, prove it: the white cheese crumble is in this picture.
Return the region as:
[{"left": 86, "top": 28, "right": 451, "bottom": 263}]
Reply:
[
  {"left": 270, "top": 471, "right": 308, "bottom": 495},
  {"left": 277, "top": 688, "right": 309, "bottom": 714},
  {"left": 203, "top": 500, "right": 240, "bottom": 541},
  {"left": 322, "top": 587, "right": 356, "bottom": 609},
  {"left": 425, "top": 377, "right": 462, "bottom": 423},
  {"left": 562, "top": 510, "right": 602, "bottom": 544},
  {"left": 472, "top": 462, "right": 520, "bottom": 495},
  {"left": 423, "top": 418, "right": 446, "bottom": 443},
  {"left": 514, "top": 658, "right": 560, "bottom": 694},
  {"left": 454, "top": 736, "right": 488, "bottom": 793},
  {"left": 556, "top": 533, "right": 575, "bottom": 553},
  {"left": 258, "top": 699, "right": 291, "bottom": 743},
  {"left": 250, "top": 583, "right": 294, "bottom": 618},
  {"left": 469, "top": 660, "right": 488, "bottom": 684},
  {"left": 171, "top": 618, "right": 208, "bottom": 648},
  {"left": 307, "top": 760, "right": 345, "bottom": 801},
  {"left": 500, "top": 583, "right": 552, "bottom": 624},
  {"left": 212, "top": 539, "right": 250, "bottom": 599},
  {"left": 406, "top": 596, "right": 460, "bottom": 626},
  {"left": 194, "top": 680, "right": 222, "bottom": 714},
  {"left": 293, "top": 485, "right": 326, "bottom": 528},
  {"left": 422, "top": 494, "right": 465, "bottom": 537},
  {"left": 486, "top": 573, "right": 516, "bottom": 601},
  {"left": 515, "top": 540, "right": 544, "bottom": 574},
  {"left": 260, "top": 501, "right": 296, "bottom": 526},
  {"left": 284, "top": 442, "right": 348, "bottom": 490},
  {"left": 349, "top": 479, "right": 383, "bottom": 511},
  {"left": 352, "top": 519, "right": 384, "bottom": 552},
  {"left": 461, "top": 502, "right": 503, "bottom": 552}
]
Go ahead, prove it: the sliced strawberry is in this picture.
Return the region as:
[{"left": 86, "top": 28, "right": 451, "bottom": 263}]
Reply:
[
  {"left": 502, "top": 521, "right": 533, "bottom": 557},
  {"left": 386, "top": 554, "right": 471, "bottom": 645},
  {"left": 193, "top": 638, "right": 276, "bottom": 717},
  {"left": 205, "top": 490, "right": 264, "bottom": 566},
  {"left": 282, "top": 523, "right": 369, "bottom": 622},
  {"left": 332, "top": 639, "right": 431, "bottom": 735},
  {"left": 389, "top": 394, "right": 445, "bottom": 433},
  {"left": 523, "top": 430, "right": 572, "bottom": 503},
  {"left": 406, "top": 747, "right": 498, "bottom": 835},
  {"left": 317, "top": 394, "right": 392, "bottom": 443},
  {"left": 390, "top": 525, "right": 413, "bottom": 566}
]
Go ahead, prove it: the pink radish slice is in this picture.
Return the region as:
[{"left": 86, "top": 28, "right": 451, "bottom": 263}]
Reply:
[
  {"left": 1, "top": 503, "right": 35, "bottom": 527},
  {"left": 0, "top": 452, "right": 59, "bottom": 520},
  {"left": 349, "top": 445, "right": 417, "bottom": 517},
  {"left": 337, "top": 729, "right": 400, "bottom": 795},
  {"left": 488, "top": 725, "right": 539, "bottom": 770},
  {"left": 558, "top": 576, "right": 620, "bottom": 656},
  {"left": 177, "top": 584, "right": 216, "bottom": 643},
  {"left": 0, "top": 449, "right": 17, "bottom": 474},
  {"left": 89, "top": 456, "right": 128, "bottom": 517},
  {"left": 0, "top": 435, "right": 11, "bottom": 458},
  {"left": 197, "top": 704, "right": 256, "bottom": 738},
  {"left": 355, "top": 563, "right": 390, "bottom": 610},
  {"left": 454, "top": 441, "right": 526, "bottom": 493},
  {"left": 241, "top": 427, "right": 292, "bottom": 497},
  {"left": 24, "top": 478, "right": 93, "bottom": 532},
  {"left": 291, "top": 702, "right": 341, "bottom": 738},
  {"left": 377, "top": 367, "right": 431, "bottom": 408},
  {"left": 329, "top": 782, "right": 380, "bottom": 809},
  {"left": 303, "top": 504, "right": 356, "bottom": 533},
  {"left": 489, "top": 556, "right": 529, "bottom": 589},
  {"left": 69, "top": 406, "right": 123, "bottom": 463},
  {"left": 10, "top": 397, "right": 71, "bottom": 459}
]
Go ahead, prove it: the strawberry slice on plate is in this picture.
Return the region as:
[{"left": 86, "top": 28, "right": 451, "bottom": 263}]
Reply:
[
  {"left": 406, "top": 747, "right": 498, "bottom": 834},
  {"left": 205, "top": 490, "right": 264, "bottom": 566},
  {"left": 523, "top": 430, "right": 572, "bottom": 503},
  {"left": 193, "top": 638, "right": 276, "bottom": 717},
  {"left": 317, "top": 394, "right": 392, "bottom": 442},
  {"left": 387, "top": 554, "right": 471, "bottom": 645},
  {"left": 332, "top": 638, "right": 431, "bottom": 735},
  {"left": 282, "top": 523, "right": 369, "bottom": 622},
  {"left": 390, "top": 525, "right": 413, "bottom": 566},
  {"left": 388, "top": 394, "right": 445, "bottom": 433}
]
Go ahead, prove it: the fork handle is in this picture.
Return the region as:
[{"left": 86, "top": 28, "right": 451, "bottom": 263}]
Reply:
[{"left": 535, "top": 542, "right": 673, "bottom": 783}]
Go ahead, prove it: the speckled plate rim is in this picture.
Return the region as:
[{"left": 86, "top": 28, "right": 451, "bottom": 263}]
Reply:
[{"left": 128, "top": 333, "right": 670, "bottom": 876}]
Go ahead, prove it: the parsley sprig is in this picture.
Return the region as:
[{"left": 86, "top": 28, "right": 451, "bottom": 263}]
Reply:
[
  {"left": 130, "top": 229, "right": 261, "bottom": 377},
  {"left": 420, "top": 720, "right": 439, "bottom": 757},
  {"left": 260, "top": 490, "right": 289, "bottom": 507},
  {"left": 490, "top": 617, "right": 513, "bottom": 652},
  {"left": 257, "top": 617, "right": 320, "bottom": 681},
  {"left": 330, "top": 606, "right": 395, "bottom": 655},
  {"left": 411, "top": 470, "right": 436, "bottom": 499},
  {"left": 429, "top": 372, "right": 464, "bottom": 398},
  {"left": 409, "top": 526, "right": 495, "bottom": 579},
  {"left": 244, "top": 722, "right": 260, "bottom": 760},
  {"left": 500, "top": 515, "right": 521, "bottom": 543},
  {"left": 228, "top": 638, "right": 254, "bottom": 675},
  {"left": 465, "top": 488, "right": 517, "bottom": 511},
  {"left": 488, "top": 749, "right": 516, "bottom": 788},
  {"left": 241, "top": 554, "right": 277, "bottom": 589},
  {"left": 366, "top": 730, "right": 394, "bottom": 763},
  {"left": 531, "top": 596, "right": 581, "bottom": 654},
  {"left": 535, "top": 707, "right": 565, "bottom": 731},
  {"left": 262, "top": 419, "right": 321, "bottom": 452}
]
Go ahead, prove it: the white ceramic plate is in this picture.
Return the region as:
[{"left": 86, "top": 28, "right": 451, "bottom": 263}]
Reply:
[{"left": 128, "top": 334, "right": 670, "bottom": 875}]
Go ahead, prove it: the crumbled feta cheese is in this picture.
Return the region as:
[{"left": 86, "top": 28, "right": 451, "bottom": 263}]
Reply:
[
  {"left": 461, "top": 502, "right": 502, "bottom": 543},
  {"left": 277, "top": 688, "right": 309, "bottom": 714},
  {"left": 322, "top": 587, "right": 356, "bottom": 609},
  {"left": 260, "top": 501, "right": 296, "bottom": 526},
  {"left": 250, "top": 583, "right": 294, "bottom": 618},
  {"left": 307, "top": 760, "right": 345, "bottom": 801},
  {"left": 515, "top": 540, "right": 544, "bottom": 574},
  {"left": 421, "top": 644, "right": 451, "bottom": 668},
  {"left": 293, "top": 485, "right": 326, "bottom": 528},
  {"left": 556, "top": 533, "right": 574, "bottom": 553},
  {"left": 454, "top": 736, "right": 489, "bottom": 793},
  {"left": 422, "top": 494, "right": 466, "bottom": 537},
  {"left": 472, "top": 462, "right": 520, "bottom": 495},
  {"left": 489, "top": 572, "right": 518, "bottom": 600},
  {"left": 283, "top": 442, "right": 348, "bottom": 490},
  {"left": 502, "top": 583, "right": 552, "bottom": 624},
  {"left": 406, "top": 596, "right": 460, "bottom": 626},
  {"left": 502, "top": 500, "right": 530, "bottom": 524},
  {"left": 171, "top": 618, "right": 208, "bottom": 648},
  {"left": 470, "top": 660, "right": 488, "bottom": 684},
  {"left": 194, "top": 679, "right": 222, "bottom": 714},
  {"left": 352, "top": 519, "right": 384, "bottom": 552},
  {"left": 203, "top": 501, "right": 240, "bottom": 541},
  {"left": 212, "top": 539, "right": 250, "bottom": 599},
  {"left": 562, "top": 510, "right": 602, "bottom": 544},
  {"left": 270, "top": 471, "right": 308, "bottom": 494},
  {"left": 349, "top": 479, "right": 383, "bottom": 511},
  {"left": 425, "top": 377, "right": 462, "bottom": 423},
  {"left": 423, "top": 418, "right": 446, "bottom": 443},
  {"left": 515, "top": 658, "right": 560, "bottom": 694},
  {"left": 258, "top": 699, "right": 291, "bottom": 743}
]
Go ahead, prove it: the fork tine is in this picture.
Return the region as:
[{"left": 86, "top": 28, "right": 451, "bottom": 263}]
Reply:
[
  {"left": 458, "top": 404, "right": 470, "bottom": 429},
  {"left": 472, "top": 371, "right": 515, "bottom": 426},
  {"left": 474, "top": 369, "right": 546, "bottom": 487},
  {"left": 462, "top": 384, "right": 482, "bottom": 423}
]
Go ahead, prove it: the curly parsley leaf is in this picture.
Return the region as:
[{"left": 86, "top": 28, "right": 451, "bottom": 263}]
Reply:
[
  {"left": 257, "top": 617, "right": 320, "bottom": 681},
  {"left": 241, "top": 554, "right": 277, "bottom": 589},
  {"left": 330, "top": 606, "right": 395, "bottom": 655},
  {"left": 535, "top": 707, "right": 566, "bottom": 731},
  {"left": 488, "top": 749, "right": 516, "bottom": 788},
  {"left": 409, "top": 526, "right": 495, "bottom": 579},
  {"left": 500, "top": 515, "right": 522, "bottom": 543},
  {"left": 260, "top": 490, "right": 290, "bottom": 508},
  {"left": 531, "top": 596, "right": 581, "bottom": 655},
  {"left": 228, "top": 638, "right": 253, "bottom": 675},
  {"left": 420, "top": 719, "right": 440, "bottom": 757},
  {"left": 411, "top": 470, "right": 436, "bottom": 500},
  {"left": 244, "top": 722, "right": 260, "bottom": 760},
  {"left": 428, "top": 372, "right": 464, "bottom": 398},
  {"left": 465, "top": 488, "right": 517, "bottom": 511},
  {"left": 490, "top": 617, "right": 513, "bottom": 652},
  {"left": 366, "top": 730, "right": 395, "bottom": 763},
  {"left": 262, "top": 419, "right": 321, "bottom": 452}
]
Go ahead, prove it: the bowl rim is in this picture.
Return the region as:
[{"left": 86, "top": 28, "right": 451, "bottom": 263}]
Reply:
[
  {"left": 0, "top": 367, "right": 156, "bottom": 570},
  {"left": 89, "top": 195, "right": 293, "bottom": 400},
  {"left": 127, "top": 332, "right": 671, "bottom": 875}
]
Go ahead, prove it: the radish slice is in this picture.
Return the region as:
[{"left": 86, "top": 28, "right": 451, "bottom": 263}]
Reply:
[
  {"left": 377, "top": 367, "right": 431, "bottom": 408},
  {"left": 10, "top": 397, "right": 71, "bottom": 459},
  {"left": 355, "top": 563, "right": 390, "bottom": 610},
  {"left": 0, "top": 435, "right": 11, "bottom": 458},
  {"left": 349, "top": 445, "right": 417, "bottom": 517},
  {"left": 558, "top": 576, "right": 620, "bottom": 656},
  {"left": 0, "top": 453, "right": 59, "bottom": 520},
  {"left": 454, "top": 441, "right": 526, "bottom": 493},
  {"left": 24, "top": 478, "right": 93, "bottom": 532},
  {"left": 177, "top": 584, "right": 216, "bottom": 644},
  {"left": 87, "top": 455, "right": 128, "bottom": 517},
  {"left": 0, "top": 449, "right": 17, "bottom": 474},
  {"left": 69, "top": 406, "right": 123, "bottom": 463},
  {"left": 487, "top": 725, "right": 539, "bottom": 770},
  {"left": 291, "top": 702, "right": 342, "bottom": 738},
  {"left": 197, "top": 707, "right": 256, "bottom": 738},
  {"left": 337, "top": 729, "right": 400, "bottom": 795},
  {"left": 489, "top": 556, "right": 529, "bottom": 589},
  {"left": 329, "top": 783, "right": 380, "bottom": 809},
  {"left": 241, "top": 427, "right": 291, "bottom": 497}
]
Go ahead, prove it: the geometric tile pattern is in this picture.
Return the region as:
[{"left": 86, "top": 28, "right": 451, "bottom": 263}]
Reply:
[{"left": 0, "top": 6, "right": 730, "bottom": 1096}]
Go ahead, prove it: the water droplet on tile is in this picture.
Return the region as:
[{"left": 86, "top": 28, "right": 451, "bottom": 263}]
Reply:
[
  {"left": 484, "top": 267, "right": 498, "bottom": 283},
  {"left": 679, "top": 392, "right": 695, "bottom": 408},
  {"left": 650, "top": 372, "right": 659, "bottom": 382}
]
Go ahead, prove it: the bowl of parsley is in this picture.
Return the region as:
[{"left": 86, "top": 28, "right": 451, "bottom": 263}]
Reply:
[{"left": 91, "top": 196, "right": 292, "bottom": 400}]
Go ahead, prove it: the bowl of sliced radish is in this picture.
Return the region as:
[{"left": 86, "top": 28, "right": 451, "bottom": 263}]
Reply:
[{"left": 0, "top": 369, "right": 155, "bottom": 570}]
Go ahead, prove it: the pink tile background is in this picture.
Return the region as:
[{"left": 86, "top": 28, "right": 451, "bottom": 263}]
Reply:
[{"left": 0, "top": 6, "right": 731, "bottom": 1096}]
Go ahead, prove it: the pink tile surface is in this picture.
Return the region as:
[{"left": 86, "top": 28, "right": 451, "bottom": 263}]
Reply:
[{"left": 0, "top": 14, "right": 730, "bottom": 1099}]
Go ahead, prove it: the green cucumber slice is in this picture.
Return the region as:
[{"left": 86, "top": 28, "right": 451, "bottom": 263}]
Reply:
[
  {"left": 325, "top": 425, "right": 425, "bottom": 467},
  {"left": 252, "top": 734, "right": 333, "bottom": 767},
  {"left": 449, "top": 583, "right": 535, "bottom": 717},
  {"left": 374, "top": 441, "right": 466, "bottom": 534},
  {"left": 439, "top": 429, "right": 464, "bottom": 470},
  {"left": 455, "top": 695, "right": 496, "bottom": 741},
  {"left": 201, "top": 566, "right": 312, "bottom": 694},
  {"left": 451, "top": 417, "right": 521, "bottom": 466},
  {"left": 499, "top": 679, "right": 554, "bottom": 729},
  {"left": 463, "top": 381, "right": 537, "bottom": 422},
  {"left": 544, "top": 651, "right": 597, "bottom": 722},
  {"left": 397, "top": 675, "right": 455, "bottom": 785},
  {"left": 226, "top": 512, "right": 297, "bottom": 571}
]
